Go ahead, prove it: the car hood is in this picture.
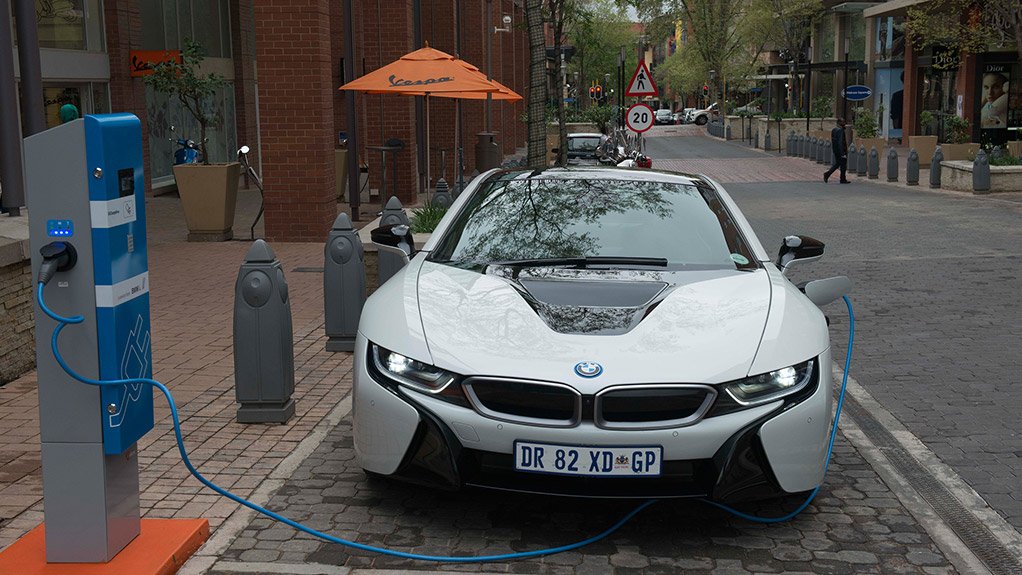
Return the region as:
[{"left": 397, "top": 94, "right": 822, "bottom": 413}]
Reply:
[{"left": 414, "top": 261, "right": 774, "bottom": 388}]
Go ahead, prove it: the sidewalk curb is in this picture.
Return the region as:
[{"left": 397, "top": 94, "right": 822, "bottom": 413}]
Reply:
[
  {"left": 833, "top": 365, "right": 1022, "bottom": 573},
  {"left": 181, "top": 394, "right": 354, "bottom": 575}
]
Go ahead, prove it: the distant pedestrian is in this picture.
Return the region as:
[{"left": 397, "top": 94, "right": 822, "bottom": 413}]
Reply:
[
  {"left": 824, "top": 118, "right": 850, "bottom": 184},
  {"left": 59, "top": 104, "right": 79, "bottom": 123}
]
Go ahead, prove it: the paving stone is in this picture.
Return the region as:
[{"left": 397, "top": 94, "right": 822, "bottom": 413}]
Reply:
[{"left": 905, "top": 549, "right": 948, "bottom": 566}]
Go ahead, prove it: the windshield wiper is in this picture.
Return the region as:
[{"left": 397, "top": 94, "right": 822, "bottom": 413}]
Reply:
[{"left": 492, "top": 256, "right": 668, "bottom": 268}]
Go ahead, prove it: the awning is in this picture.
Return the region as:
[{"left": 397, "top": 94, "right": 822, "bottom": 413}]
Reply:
[{"left": 863, "top": 0, "right": 929, "bottom": 18}]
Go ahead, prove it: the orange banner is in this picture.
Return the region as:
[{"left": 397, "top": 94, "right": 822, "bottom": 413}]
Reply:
[{"left": 130, "top": 50, "right": 182, "bottom": 77}]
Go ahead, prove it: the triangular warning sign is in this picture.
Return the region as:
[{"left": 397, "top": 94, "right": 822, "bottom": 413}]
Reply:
[{"left": 626, "top": 59, "right": 658, "bottom": 97}]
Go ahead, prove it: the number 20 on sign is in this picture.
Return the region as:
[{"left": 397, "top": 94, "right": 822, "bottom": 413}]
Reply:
[{"left": 626, "top": 103, "right": 655, "bottom": 133}]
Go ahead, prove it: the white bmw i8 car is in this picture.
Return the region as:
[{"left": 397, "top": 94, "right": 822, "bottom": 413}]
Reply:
[{"left": 355, "top": 168, "right": 849, "bottom": 503}]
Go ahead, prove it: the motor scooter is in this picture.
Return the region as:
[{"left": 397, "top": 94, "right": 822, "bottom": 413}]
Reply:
[
  {"left": 169, "top": 125, "right": 203, "bottom": 165},
  {"left": 238, "top": 145, "right": 264, "bottom": 240}
]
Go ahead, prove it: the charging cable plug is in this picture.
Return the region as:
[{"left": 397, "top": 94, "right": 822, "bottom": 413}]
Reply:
[{"left": 38, "top": 241, "right": 78, "bottom": 285}]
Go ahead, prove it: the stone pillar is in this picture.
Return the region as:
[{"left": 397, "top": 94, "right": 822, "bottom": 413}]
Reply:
[
  {"left": 104, "top": 0, "right": 150, "bottom": 195},
  {"left": 254, "top": 0, "right": 337, "bottom": 241}
]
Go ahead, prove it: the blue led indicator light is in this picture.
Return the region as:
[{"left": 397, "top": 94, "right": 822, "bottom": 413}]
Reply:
[{"left": 47, "top": 219, "right": 74, "bottom": 238}]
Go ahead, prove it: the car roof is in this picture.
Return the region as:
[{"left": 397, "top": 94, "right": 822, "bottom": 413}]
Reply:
[
  {"left": 566, "top": 133, "right": 604, "bottom": 138},
  {"left": 492, "top": 166, "right": 711, "bottom": 188}
]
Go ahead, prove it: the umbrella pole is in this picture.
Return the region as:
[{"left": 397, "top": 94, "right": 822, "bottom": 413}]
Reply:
[{"left": 426, "top": 93, "right": 431, "bottom": 204}]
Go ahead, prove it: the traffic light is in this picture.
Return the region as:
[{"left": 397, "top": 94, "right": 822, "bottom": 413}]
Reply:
[
  {"left": 589, "top": 86, "right": 596, "bottom": 99},
  {"left": 594, "top": 85, "right": 602, "bottom": 100},
  {"left": 703, "top": 85, "right": 709, "bottom": 97}
]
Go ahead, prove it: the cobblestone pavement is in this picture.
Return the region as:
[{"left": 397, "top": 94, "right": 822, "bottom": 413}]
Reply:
[
  {"left": 726, "top": 179, "right": 1022, "bottom": 532},
  {"left": 210, "top": 417, "right": 958, "bottom": 575}
]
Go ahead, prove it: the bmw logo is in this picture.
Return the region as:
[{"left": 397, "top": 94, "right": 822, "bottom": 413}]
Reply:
[{"left": 574, "top": 361, "right": 603, "bottom": 378}]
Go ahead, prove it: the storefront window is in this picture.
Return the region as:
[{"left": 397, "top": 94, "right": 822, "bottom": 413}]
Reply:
[
  {"left": 846, "top": 14, "right": 866, "bottom": 61},
  {"left": 41, "top": 82, "right": 110, "bottom": 128},
  {"left": 139, "top": 0, "right": 232, "bottom": 57},
  {"left": 818, "top": 18, "right": 835, "bottom": 62},
  {"left": 15, "top": 0, "right": 104, "bottom": 50},
  {"left": 146, "top": 83, "right": 237, "bottom": 183}
]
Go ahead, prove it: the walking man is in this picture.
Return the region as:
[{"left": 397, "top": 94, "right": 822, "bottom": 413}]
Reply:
[{"left": 824, "top": 118, "right": 850, "bottom": 183}]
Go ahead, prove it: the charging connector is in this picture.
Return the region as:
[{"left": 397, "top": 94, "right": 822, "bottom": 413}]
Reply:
[{"left": 38, "top": 241, "right": 78, "bottom": 285}]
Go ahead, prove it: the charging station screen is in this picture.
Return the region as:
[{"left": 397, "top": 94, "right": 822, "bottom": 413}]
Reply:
[{"left": 47, "top": 219, "right": 74, "bottom": 237}]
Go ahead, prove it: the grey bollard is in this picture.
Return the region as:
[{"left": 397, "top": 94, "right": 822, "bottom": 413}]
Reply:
[
  {"left": 324, "top": 213, "right": 366, "bottom": 352},
  {"left": 378, "top": 196, "right": 411, "bottom": 286},
  {"left": 796, "top": 135, "right": 803, "bottom": 157},
  {"left": 929, "top": 146, "right": 943, "bottom": 188},
  {"left": 868, "top": 147, "right": 880, "bottom": 179},
  {"left": 433, "top": 177, "right": 452, "bottom": 209},
  {"left": 754, "top": 129, "right": 759, "bottom": 149},
  {"left": 764, "top": 129, "right": 771, "bottom": 151},
  {"left": 848, "top": 144, "right": 857, "bottom": 172},
  {"left": 817, "top": 139, "right": 826, "bottom": 164},
  {"left": 234, "top": 240, "right": 296, "bottom": 423},
  {"left": 886, "top": 148, "right": 899, "bottom": 182},
  {"left": 973, "top": 149, "right": 991, "bottom": 193},
  {"left": 857, "top": 144, "right": 868, "bottom": 176},
  {"left": 826, "top": 142, "right": 834, "bottom": 165},
  {"left": 725, "top": 123, "right": 732, "bottom": 140},
  {"left": 786, "top": 132, "right": 793, "bottom": 155},
  {"left": 808, "top": 137, "right": 815, "bottom": 160},
  {"left": 907, "top": 149, "right": 919, "bottom": 186}
]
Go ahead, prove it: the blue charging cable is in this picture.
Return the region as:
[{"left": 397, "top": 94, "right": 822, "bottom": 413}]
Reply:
[{"left": 37, "top": 281, "right": 853, "bottom": 561}]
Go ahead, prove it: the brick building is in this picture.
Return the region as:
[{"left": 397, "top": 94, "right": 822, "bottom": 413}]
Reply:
[{"left": 6, "top": 0, "right": 528, "bottom": 242}]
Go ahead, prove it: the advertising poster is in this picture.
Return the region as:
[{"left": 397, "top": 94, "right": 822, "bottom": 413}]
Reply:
[{"left": 980, "top": 63, "right": 1009, "bottom": 144}]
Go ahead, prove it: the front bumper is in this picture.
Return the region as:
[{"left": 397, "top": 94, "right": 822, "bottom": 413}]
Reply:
[{"left": 353, "top": 334, "right": 832, "bottom": 502}]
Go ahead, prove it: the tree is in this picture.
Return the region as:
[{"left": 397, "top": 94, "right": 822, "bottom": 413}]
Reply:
[
  {"left": 550, "top": 0, "right": 573, "bottom": 166},
  {"left": 906, "top": 0, "right": 1022, "bottom": 61},
  {"left": 568, "top": 1, "right": 638, "bottom": 110},
  {"left": 526, "top": 0, "right": 548, "bottom": 168},
  {"left": 144, "top": 39, "right": 226, "bottom": 165}
]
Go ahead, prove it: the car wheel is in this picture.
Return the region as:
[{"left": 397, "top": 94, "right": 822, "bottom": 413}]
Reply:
[{"left": 695, "top": 115, "right": 708, "bottom": 126}]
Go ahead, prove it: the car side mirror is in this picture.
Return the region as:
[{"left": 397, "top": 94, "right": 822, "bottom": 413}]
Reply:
[
  {"left": 371, "top": 224, "right": 415, "bottom": 263},
  {"left": 800, "top": 276, "right": 853, "bottom": 307},
  {"left": 777, "top": 235, "right": 824, "bottom": 274}
]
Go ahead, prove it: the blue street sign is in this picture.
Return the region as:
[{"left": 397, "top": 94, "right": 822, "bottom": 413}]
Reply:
[{"left": 843, "top": 85, "right": 872, "bottom": 101}]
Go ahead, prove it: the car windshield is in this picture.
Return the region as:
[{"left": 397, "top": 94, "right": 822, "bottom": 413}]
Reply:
[
  {"left": 567, "top": 137, "right": 602, "bottom": 152},
  {"left": 428, "top": 175, "right": 758, "bottom": 271}
]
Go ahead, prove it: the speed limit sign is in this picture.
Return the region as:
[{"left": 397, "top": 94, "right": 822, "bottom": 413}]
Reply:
[{"left": 626, "top": 103, "right": 655, "bottom": 133}]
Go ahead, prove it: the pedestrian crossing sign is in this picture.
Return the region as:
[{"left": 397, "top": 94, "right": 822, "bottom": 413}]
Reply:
[{"left": 625, "top": 60, "right": 658, "bottom": 97}]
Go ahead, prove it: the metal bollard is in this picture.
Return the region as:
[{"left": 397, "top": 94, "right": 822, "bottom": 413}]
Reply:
[
  {"left": 848, "top": 142, "right": 857, "bottom": 170},
  {"left": 973, "top": 149, "right": 991, "bottom": 193},
  {"left": 433, "top": 178, "right": 453, "bottom": 209},
  {"left": 234, "top": 240, "right": 295, "bottom": 423},
  {"left": 786, "top": 132, "right": 793, "bottom": 155},
  {"left": 725, "top": 123, "right": 732, "bottom": 140},
  {"left": 818, "top": 139, "right": 827, "bottom": 164},
  {"left": 764, "top": 129, "right": 771, "bottom": 151},
  {"left": 886, "top": 148, "right": 899, "bottom": 182},
  {"left": 808, "top": 137, "right": 816, "bottom": 161},
  {"left": 857, "top": 144, "right": 868, "bottom": 176},
  {"left": 929, "top": 146, "right": 943, "bottom": 188},
  {"left": 324, "top": 213, "right": 366, "bottom": 352},
  {"left": 868, "top": 147, "right": 880, "bottom": 179},
  {"left": 907, "top": 149, "right": 919, "bottom": 186},
  {"left": 378, "top": 196, "right": 411, "bottom": 286},
  {"left": 794, "top": 135, "right": 802, "bottom": 157},
  {"left": 754, "top": 129, "right": 759, "bottom": 149},
  {"left": 826, "top": 142, "right": 834, "bottom": 165}
]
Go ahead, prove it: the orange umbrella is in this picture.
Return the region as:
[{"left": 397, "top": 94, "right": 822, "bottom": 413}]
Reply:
[{"left": 340, "top": 45, "right": 511, "bottom": 191}]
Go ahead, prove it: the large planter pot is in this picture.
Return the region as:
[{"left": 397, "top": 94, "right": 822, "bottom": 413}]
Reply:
[
  {"left": 908, "top": 135, "right": 938, "bottom": 167},
  {"left": 173, "top": 162, "right": 241, "bottom": 241},
  {"left": 852, "top": 138, "right": 886, "bottom": 156},
  {"left": 941, "top": 143, "right": 980, "bottom": 161},
  {"left": 941, "top": 161, "right": 1022, "bottom": 193},
  {"left": 1007, "top": 141, "right": 1022, "bottom": 158}
]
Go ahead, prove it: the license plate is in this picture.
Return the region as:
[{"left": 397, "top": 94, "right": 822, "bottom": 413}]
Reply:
[{"left": 514, "top": 441, "right": 662, "bottom": 477}]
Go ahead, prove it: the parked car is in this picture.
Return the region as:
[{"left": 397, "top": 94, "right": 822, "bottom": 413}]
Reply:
[
  {"left": 554, "top": 133, "right": 606, "bottom": 166},
  {"left": 654, "top": 109, "right": 674, "bottom": 125},
  {"left": 686, "top": 103, "right": 719, "bottom": 126},
  {"left": 358, "top": 167, "right": 847, "bottom": 502}
]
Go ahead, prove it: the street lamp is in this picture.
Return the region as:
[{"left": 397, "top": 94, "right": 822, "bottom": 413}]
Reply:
[{"left": 843, "top": 37, "right": 850, "bottom": 120}]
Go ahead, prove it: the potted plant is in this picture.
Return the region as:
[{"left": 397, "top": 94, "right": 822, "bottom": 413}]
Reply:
[
  {"left": 941, "top": 115, "right": 979, "bottom": 161},
  {"left": 851, "top": 107, "right": 885, "bottom": 156},
  {"left": 146, "top": 39, "right": 240, "bottom": 241},
  {"left": 910, "top": 110, "right": 939, "bottom": 166}
]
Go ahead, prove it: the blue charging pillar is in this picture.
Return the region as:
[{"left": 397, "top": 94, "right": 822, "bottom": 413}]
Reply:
[{"left": 25, "top": 114, "right": 154, "bottom": 562}]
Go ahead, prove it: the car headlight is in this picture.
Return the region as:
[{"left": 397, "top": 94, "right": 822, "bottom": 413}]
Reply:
[
  {"left": 724, "top": 360, "right": 815, "bottom": 406},
  {"left": 371, "top": 344, "right": 456, "bottom": 394}
]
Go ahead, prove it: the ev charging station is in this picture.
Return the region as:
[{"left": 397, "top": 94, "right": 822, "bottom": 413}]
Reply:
[{"left": 23, "top": 114, "right": 156, "bottom": 563}]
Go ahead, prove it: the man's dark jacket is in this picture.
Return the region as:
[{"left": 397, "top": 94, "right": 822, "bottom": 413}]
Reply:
[{"left": 831, "top": 126, "right": 847, "bottom": 157}]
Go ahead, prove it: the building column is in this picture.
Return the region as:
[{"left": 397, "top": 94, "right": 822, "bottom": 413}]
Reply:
[
  {"left": 104, "top": 0, "right": 150, "bottom": 195},
  {"left": 254, "top": 0, "right": 336, "bottom": 241},
  {"left": 903, "top": 37, "right": 918, "bottom": 138},
  {"left": 957, "top": 52, "right": 977, "bottom": 139}
]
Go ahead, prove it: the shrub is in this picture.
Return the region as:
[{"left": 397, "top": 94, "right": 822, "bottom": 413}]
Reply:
[
  {"left": 852, "top": 107, "right": 879, "bottom": 138},
  {"left": 943, "top": 115, "right": 970, "bottom": 144},
  {"left": 410, "top": 203, "right": 447, "bottom": 233}
]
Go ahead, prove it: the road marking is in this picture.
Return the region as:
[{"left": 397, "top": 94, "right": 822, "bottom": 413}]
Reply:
[
  {"left": 834, "top": 366, "right": 1022, "bottom": 573},
  {"left": 180, "top": 394, "right": 353, "bottom": 575}
]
